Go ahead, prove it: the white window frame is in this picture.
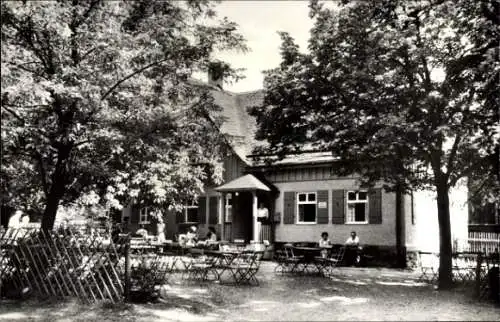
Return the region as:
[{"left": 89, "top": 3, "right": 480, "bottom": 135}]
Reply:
[
  {"left": 183, "top": 199, "right": 199, "bottom": 223},
  {"left": 225, "top": 193, "right": 232, "bottom": 223},
  {"left": 296, "top": 192, "right": 317, "bottom": 224},
  {"left": 346, "top": 190, "right": 369, "bottom": 224},
  {"left": 139, "top": 207, "right": 150, "bottom": 224}
]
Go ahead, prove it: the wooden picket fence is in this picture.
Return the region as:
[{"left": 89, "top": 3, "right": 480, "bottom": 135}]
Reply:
[
  {"left": 468, "top": 231, "right": 500, "bottom": 255},
  {"left": 0, "top": 227, "right": 128, "bottom": 303}
]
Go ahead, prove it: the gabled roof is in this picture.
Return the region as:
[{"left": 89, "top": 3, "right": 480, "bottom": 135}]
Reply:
[
  {"left": 191, "top": 78, "right": 264, "bottom": 164},
  {"left": 215, "top": 174, "right": 271, "bottom": 192},
  {"left": 192, "top": 78, "right": 333, "bottom": 168}
]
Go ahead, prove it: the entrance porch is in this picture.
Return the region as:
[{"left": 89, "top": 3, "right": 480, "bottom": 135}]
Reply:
[{"left": 215, "top": 174, "right": 275, "bottom": 243}]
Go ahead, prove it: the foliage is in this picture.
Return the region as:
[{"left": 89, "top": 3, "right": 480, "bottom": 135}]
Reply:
[
  {"left": 250, "top": 0, "right": 499, "bottom": 288},
  {"left": 1, "top": 0, "right": 247, "bottom": 229}
]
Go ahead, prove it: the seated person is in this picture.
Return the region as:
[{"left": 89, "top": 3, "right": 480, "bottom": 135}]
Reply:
[
  {"left": 319, "top": 231, "right": 331, "bottom": 258},
  {"left": 319, "top": 231, "right": 331, "bottom": 247},
  {"left": 135, "top": 224, "right": 148, "bottom": 239},
  {"left": 345, "top": 231, "right": 360, "bottom": 247},
  {"left": 344, "top": 231, "right": 362, "bottom": 266},
  {"left": 185, "top": 225, "right": 198, "bottom": 247},
  {"left": 206, "top": 226, "right": 218, "bottom": 242}
]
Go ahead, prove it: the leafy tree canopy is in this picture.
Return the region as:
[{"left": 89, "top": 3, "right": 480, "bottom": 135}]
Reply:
[{"left": 1, "top": 0, "right": 247, "bottom": 229}]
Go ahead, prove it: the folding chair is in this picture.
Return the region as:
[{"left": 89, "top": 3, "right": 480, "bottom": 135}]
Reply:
[
  {"left": 418, "top": 252, "right": 439, "bottom": 283},
  {"left": 318, "top": 246, "right": 345, "bottom": 278},
  {"left": 227, "top": 251, "right": 262, "bottom": 285},
  {"left": 283, "top": 243, "right": 304, "bottom": 274},
  {"left": 273, "top": 248, "right": 289, "bottom": 274},
  {"left": 184, "top": 256, "right": 213, "bottom": 282}
]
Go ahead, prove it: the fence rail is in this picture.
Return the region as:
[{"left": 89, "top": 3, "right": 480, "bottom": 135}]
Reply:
[
  {"left": 0, "top": 227, "right": 127, "bottom": 303},
  {"left": 468, "top": 231, "right": 500, "bottom": 255}
]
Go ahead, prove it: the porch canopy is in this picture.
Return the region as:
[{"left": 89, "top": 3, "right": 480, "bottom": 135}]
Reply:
[
  {"left": 215, "top": 174, "right": 271, "bottom": 243},
  {"left": 215, "top": 174, "right": 271, "bottom": 192}
]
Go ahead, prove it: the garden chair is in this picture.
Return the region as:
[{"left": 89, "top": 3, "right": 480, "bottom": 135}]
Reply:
[
  {"left": 418, "top": 252, "right": 439, "bottom": 283},
  {"left": 317, "top": 246, "right": 345, "bottom": 278},
  {"left": 273, "top": 248, "right": 289, "bottom": 274},
  {"left": 283, "top": 243, "right": 304, "bottom": 274},
  {"left": 226, "top": 251, "right": 262, "bottom": 285},
  {"left": 184, "top": 255, "right": 214, "bottom": 282}
]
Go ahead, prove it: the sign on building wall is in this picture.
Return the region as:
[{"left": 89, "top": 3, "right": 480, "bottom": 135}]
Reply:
[{"left": 318, "top": 202, "right": 327, "bottom": 209}]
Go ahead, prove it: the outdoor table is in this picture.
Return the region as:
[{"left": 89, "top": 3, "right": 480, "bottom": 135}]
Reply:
[
  {"left": 203, "top": 249, "right": 243, "bottom": 282},
  {"left": 292, "top": 246, "right": 325, "bottom": 274}
]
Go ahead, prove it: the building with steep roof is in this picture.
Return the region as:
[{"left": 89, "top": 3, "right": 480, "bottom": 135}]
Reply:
[{"left": 123, "top": 71, "right": 470, "bottom": 267}]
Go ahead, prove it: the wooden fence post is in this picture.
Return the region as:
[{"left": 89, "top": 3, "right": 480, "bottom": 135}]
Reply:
[
  {"left": 475, "top": 252, "right": 483, "bottom": 298},
  {"left": 124, "top": 240, "right": 131, "bottom": 302}
]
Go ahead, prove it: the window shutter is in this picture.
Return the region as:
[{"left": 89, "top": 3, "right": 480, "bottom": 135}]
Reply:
[
  {"left": 316, "top": 190, "right": 329, "bottom": 224},
  {"left": 331, "top": 190, "right": 345, "bottom": 224},
  {"left": 369, "top": 188, "right": 382, "bottom": 224},
  {"left": 175, "top": 210, "right": 184, "bottom": 224},
  {"left": 198, "top": 197, "right": 207, "bottom": 224},
  {"left": 283, "top": 192, "right": 296, "bottom": 224},
  {"left": 208, "top": 196, "right": 218, "bottom": 225},
  {"left": 130, "top": 205, "right": 139, "bottom": 224}
]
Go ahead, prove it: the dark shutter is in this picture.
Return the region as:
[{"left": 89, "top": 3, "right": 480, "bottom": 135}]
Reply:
[
  {"left": 175, "top": 210, "right": 184, "bottom": 224},
  {"left": 130, "top": 205, "right": 139, "bottom": 224},
  {"left": 316, "top": 190, "right": 329, "bottom": 224},
  {"left": 208, "top": 196, "right": 218, "bottom": 225},
  {"left": 283, "top": 192, "right": 296, "bottom": 224},
  {"left": 274, "top": 212, "right": 281, "bottom": 223},
  {"left": 198, "top": 197, "right": 207, "bottom": 224},
  {"left": 331, "top": 190, "right": 345, "bottom": 224},
  {"left": 369, "top": 188, "right": 382, "bottom": 224}
]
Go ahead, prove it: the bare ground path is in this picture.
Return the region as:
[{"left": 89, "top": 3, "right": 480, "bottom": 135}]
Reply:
[{"left": 1, "top": 262, "right": 498, "bottom": 321}]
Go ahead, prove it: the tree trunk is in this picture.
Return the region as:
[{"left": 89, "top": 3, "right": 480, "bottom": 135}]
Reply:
[
  {"left": 395, "top": 183, "right": 406, "bottom": 268},
  {"left": 40, "top": 148, "right": 71, "bottom": 232},
  {"left": 436, "top": 179, "right": 453, "bottom": 289},
  {"left": 41, "top": 174, "right": 66, "bottom": 232}
]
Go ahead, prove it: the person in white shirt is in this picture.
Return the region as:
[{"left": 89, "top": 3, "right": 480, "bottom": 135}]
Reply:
[
  {"left": 319, "top": 232, "right": 331, "bottom": 247},
  {"left": 256, "top": 203, "right": 269, "bottom": 242},
  {"left": 319, "top": 232, "right": 331, "bottom": 258},
  {"left": 185, "top": 225, "right": 198, "bottom": 247},
  {"left": 345, "top": 231, "right": 362, "bottom": 266},
  {"left": 135, "top": 224, "right": 148, "bottom": 239},
  {"left": 156, "top": 216, "right": 166, "bottom": 243},
  {"left": 345, "top": 231, "right": 360, "bottom": 246}
]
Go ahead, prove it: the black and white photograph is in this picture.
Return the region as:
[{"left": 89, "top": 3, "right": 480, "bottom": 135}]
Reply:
[{"left": 1, "top": 0, "right": 499, "bottom": 321}]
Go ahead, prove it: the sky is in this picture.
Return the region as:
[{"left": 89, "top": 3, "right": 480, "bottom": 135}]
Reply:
[{"left": 196, "top": 0, "right": 316, "bottom": 93}]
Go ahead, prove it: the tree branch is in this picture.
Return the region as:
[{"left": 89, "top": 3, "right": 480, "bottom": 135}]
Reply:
[
  {"left": 2, "top": 105, "right": 25, "bottom": 122},
  {"left": 101, "top": 58, "right": 170, "bottom": 100}
]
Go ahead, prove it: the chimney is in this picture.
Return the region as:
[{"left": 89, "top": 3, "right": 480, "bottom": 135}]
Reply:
[{"left": 208, "top": 61, "right": 225, "bottom": 90}]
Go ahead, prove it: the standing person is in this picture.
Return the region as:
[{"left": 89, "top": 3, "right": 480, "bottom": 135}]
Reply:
[
  {"left": 156, "top": 218, "right": 166, "bottom": 243},
  {"left": 256, "top": 202, "right": 269, "bottom": 242}
]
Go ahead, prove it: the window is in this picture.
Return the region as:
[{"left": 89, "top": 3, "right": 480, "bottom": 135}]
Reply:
[
  {"left": 184, "top": 199, "right": 199, "bottom": 223},
  {"left": 297, "top": 192, "right": 316, "bottom": 223},
  {"left": 346, "top": 191, "right": 368, "bottom": 224},
  {"left": 225, "top": 193, "right": 232, "bottom": 223},
  {"left": 139, "top": 207, "right": 150, "bottom": 224}
]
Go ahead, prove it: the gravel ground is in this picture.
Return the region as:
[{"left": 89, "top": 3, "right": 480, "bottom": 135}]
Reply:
[{"left": 0, "top": 262, "right": 498, "bottom": 321}]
